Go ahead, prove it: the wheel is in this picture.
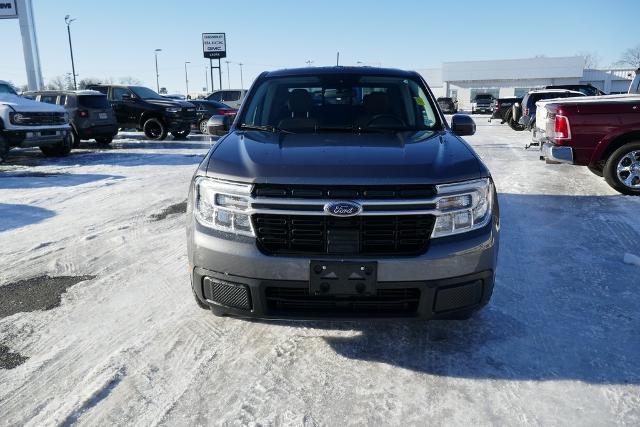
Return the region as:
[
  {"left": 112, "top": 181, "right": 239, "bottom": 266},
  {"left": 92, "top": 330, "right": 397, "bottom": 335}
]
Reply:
[
  {"left": 439, "top": 309, "right": 475, "bottom": 320},
  {"left": 588, "top": 165, "right": 604, "bottom": 177},
  {"left": 95, "top": 137, "right": 113, "bottom": 145},
  {"left": 171, "top": 129, "right": 190, "bottom": 139},
  {"left": 70, "top": 129, "right": 81, "bottom": 148},
  {"left": 603, "top": 142, "right": 640, "bottom": 195},
  {"left": 0, "top": 137, "right": 10, "bottom": 163},
  {"left": 143, "top": 118, "right": 168, "bottom": 140},
  {"left": 508, "top": 117, "right": 525, "bottom": 131},
  {"left": 199, "top": 119, "right": 209, "bottom": 135},
  {"left": 40, "top": 134, "right": 72, "bottom": 157}
]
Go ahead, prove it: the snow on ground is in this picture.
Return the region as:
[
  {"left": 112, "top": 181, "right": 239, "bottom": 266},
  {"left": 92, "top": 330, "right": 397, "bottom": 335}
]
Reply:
[{"left": 1, "top": 120, "right": 639, "bottom": 426}]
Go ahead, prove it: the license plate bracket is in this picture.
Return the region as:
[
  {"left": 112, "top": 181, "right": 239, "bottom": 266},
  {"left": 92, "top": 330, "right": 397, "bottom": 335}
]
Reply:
[
  {"left": 98, "top": 113, "right": 108, "bottom": 119},
  {"left": 309, "top": 260, "right": 377, "bottom": 296}
]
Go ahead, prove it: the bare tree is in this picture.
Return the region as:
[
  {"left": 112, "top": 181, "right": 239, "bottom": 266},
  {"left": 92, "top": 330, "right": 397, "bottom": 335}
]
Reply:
[
  {"left": 46, "top": 75, "right": 69, "bottom": 90},
  {"left": 118, "top": 76, "right": 143, "bottom": 85},
  {"left": 78, "top": 77, "right": 102, "bottom": 89},
  {"left": 578, "top": 51, "right": 601, "bottom": 69},
  {"left": 616, "top": 45, "right": 640, "bottom": 69}
]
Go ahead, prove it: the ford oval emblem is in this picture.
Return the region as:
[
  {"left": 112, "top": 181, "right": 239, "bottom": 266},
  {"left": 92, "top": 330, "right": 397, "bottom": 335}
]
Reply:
[{"left": 324, "top": 201, "right": 362, "bottom": 217}]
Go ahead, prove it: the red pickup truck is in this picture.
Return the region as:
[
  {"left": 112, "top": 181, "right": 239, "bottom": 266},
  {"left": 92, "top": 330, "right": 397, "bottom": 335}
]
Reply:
[{"left": 535, "top": 95, "right": 640, "bottom": 195}]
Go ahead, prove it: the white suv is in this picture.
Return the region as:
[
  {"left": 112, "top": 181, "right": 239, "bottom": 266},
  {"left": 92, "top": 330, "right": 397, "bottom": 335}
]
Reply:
[
  {"left": 206, "top": 89, "right": 247, "bottom": 109},
  {"left": 0, "top": 80, "right": 71, "bottom": 162}
]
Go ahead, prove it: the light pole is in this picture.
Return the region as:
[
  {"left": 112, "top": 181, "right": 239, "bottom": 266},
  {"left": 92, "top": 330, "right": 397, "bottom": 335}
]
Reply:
[
  {"left": 225, "top": 60, "right": 230, "bottom": 89},
  {"left": 204, "top": 65, "right": 209, "bottom": 92},
  {"left": 238, "top": 63, "right": 244, "bottom": 90},
  {"left": 154, "top": 49, "right": 162, "bottom": 92},
  {"left": 64, "top": 15, "right": 77, "bottom": 90},
  {"left": 184, "top": 61, "right": 190, "bottom": 97}
]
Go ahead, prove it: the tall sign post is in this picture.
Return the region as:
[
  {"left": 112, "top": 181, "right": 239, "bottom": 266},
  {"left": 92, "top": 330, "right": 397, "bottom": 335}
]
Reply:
[
  {"left": 202, "top": 33, "right": 226, "bottom": 92},
  {"left": 1, "top": 0, "right": 44, "bottom": 90}
]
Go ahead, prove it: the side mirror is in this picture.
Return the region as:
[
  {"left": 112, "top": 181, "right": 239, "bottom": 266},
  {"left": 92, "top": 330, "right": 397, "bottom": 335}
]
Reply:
[
  {"left": 121, "top": 94, "right": 134, "bottom": 102},
  {"left": 451, "top": 114, "right": 476, "bottom": 136}
]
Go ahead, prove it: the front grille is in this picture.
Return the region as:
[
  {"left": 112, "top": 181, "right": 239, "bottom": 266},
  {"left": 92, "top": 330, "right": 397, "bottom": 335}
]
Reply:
[
  {"left": 253, "top": 184, "right": 436, "bottom": 199},
  {"left": 265, "top": 286, "right": 420, "bottom": 316},
  {"left": 253, "top": 214, "right": 435, "bottom": 256},
  {"left": 12, "top": 112, "right": 66, "bottom": 126}
]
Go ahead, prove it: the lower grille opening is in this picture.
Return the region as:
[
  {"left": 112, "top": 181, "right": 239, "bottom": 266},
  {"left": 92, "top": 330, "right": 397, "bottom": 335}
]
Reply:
[
  {"left": 433, "top": 280, "right": 483, "bottom": 313},
  {"left": 265, "top": 286, "right": 420, "bottom": 317},
  {"left": 203, "top": 277, "right": 252, "bottom": 310}
]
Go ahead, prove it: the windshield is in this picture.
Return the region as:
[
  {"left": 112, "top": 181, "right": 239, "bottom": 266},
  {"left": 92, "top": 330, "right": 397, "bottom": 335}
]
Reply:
[
  {"left": 130, "top": 86, "right": 165, "bottom": 100},
  {"left": 0, "top": 83, "right": 18, "bottom": 96},
  {"left": 239, "top": 74, "right": 440, "bottom": 132},
  {"left": 78, "top": 95, "right": 110, "bottom": 108}
]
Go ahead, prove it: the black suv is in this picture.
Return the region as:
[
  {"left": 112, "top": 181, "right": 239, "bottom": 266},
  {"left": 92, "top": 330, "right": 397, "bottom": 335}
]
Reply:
[
  {"left": 24, "top": 90, "right": 118, "bottom": 146},
  {"left": 188, "top": 100, "right": 237, "bottom": 134},
  {"left": 87, "top": 85, "right": 196, "bottom": 140}
]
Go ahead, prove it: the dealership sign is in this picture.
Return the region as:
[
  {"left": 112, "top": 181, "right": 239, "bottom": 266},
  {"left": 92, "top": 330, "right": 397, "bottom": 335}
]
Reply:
[
  {"left": 0, "top": 0, "right": 18, "bottom": 19},
  {"left": 202, "top": 33, "right": 226, "bottom": 59}
]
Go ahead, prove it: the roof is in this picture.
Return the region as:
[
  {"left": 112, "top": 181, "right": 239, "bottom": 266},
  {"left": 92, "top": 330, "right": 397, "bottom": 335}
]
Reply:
[
  {"left": 263, "top": 66, "right": 419, "bottom": 79},
  {"left": 24, "top": 89, "right": 104, "bottom": 95}
]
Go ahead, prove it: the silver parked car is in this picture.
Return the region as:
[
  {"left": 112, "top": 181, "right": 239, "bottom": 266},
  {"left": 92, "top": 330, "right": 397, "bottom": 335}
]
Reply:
[{"left": 206, "top": 89, "right": 247, "bottom": 109}]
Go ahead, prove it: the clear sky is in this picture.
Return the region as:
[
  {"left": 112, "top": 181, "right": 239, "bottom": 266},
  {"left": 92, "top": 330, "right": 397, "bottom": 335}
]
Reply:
[{"left": 1, "top": 0, "right": 639, "bottom": 93}]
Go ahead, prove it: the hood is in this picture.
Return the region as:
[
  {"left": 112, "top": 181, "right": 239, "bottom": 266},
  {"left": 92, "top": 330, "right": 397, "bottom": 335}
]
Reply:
[
  {"left": 205, "top": 130, "right": 484, "bottom": 185},
  {"left": 143, "top": 98, "right": 195, "bottom": 108},
  {"left": 0, "top": 94, "right": 66, "bottom": 113}
]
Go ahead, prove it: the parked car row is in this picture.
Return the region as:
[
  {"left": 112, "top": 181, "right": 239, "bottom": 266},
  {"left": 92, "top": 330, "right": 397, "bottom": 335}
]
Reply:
[
  {"left": 535, "top": 69, "right": 640, "bottom": 195},
  {"left": 0, "top": 80, "right": 240, "bottom": 162}
]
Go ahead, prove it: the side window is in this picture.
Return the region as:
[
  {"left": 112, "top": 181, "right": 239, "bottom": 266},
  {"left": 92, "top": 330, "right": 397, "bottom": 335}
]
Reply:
[
  {"left": 224, "top": 90, "right": 241, "bottom": 102},
  {"left": 92, "top": 86, "right": 108, "bottom": 95},
  {"left": 40, "top": 95, "right": 57, "bottom": 104},
  {"left": 209, "top": 92, "right": 223, "bottom": 101},
  {"left": 58, "top": 95, "right": 67, "bottom": 106},
  {"left": 112, "top": 87, "right": 131, "bottom": 101}
]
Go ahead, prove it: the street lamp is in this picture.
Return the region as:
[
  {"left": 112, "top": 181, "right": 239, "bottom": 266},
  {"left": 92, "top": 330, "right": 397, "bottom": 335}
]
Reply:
[
  {"left": 64, "top": 15, "right": 77, "bottom": 90},
  {"left": 225, "top": 60, "right": 230, "bottom": 89},
  {"left": 184, "top": 61, "right": 190, "bottom": 97},
  {"left": 154, "top": 49, "right": 162, "bottom": 92},
  {"left": 238, "top": 63, "right": 244, "bottom": 91}
]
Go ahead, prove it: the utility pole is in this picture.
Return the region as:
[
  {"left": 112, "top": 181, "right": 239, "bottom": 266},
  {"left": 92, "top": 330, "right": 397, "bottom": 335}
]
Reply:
[
  {"left": 64, "top": 15, "right": 77, "bottom": 90},
  {"left": 184, "top": 61, "right": 190, "bottom": 97},
  {"left": 238, "top": 63, "right": 244, "bottom": 90},
  {"left": 204, "top": 65, "right": 209, "bottom": 92},
  {"left": 336, "top": 52, "right": 340, "bottom": 66},
  {"left": 154, "top": 49, "right": 162, "bottom": 92},
  {"left": 225, "top": 60, "right": 230, "bottom": 89}
]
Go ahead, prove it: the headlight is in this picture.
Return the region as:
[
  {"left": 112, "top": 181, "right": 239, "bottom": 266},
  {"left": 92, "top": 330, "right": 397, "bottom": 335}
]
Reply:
[
  {"left": 194, "top": 177, "right": 254, "bottom": 237},
  {"left": 431, "top": 178, "right": 493, "bottom": 238},
  {"left": 166, "top": 107, "right": 181, "bottom": 113}
]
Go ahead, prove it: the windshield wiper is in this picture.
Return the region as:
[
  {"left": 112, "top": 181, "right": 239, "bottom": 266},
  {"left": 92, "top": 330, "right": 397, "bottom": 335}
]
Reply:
[
  {"left": 355, "top": 126, "right": 435, "bottom": 134},
  {"left": 237, "top": 123, "right": 292, "bottom": 133}
]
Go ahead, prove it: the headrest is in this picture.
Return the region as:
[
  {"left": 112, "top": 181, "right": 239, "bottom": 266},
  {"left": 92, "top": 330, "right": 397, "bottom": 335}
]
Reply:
[
  {"left": 363, "top": 92, "right": 390, "bottom": 114},
  {"left": 287, "top": 89, "right": 312, "bottom": 114}
]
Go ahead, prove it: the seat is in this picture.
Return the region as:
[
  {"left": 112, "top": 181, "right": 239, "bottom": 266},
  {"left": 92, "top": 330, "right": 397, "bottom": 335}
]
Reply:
[
  {"left": 277, "top": 89, "right": 317, "bottom": 130},
  {"left": 356, "top": 92, "right": 394, "bottom": 127}
]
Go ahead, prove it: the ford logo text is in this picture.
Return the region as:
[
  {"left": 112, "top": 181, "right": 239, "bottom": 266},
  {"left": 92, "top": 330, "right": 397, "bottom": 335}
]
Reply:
[{"left": 324, "top": 201, "right": 363, "bottom": 217}]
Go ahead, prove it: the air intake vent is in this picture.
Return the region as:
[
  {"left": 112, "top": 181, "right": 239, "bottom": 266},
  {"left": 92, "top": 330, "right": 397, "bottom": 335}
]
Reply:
[{"left": 203, "top": 277, "right": 252, "bottom": 310}]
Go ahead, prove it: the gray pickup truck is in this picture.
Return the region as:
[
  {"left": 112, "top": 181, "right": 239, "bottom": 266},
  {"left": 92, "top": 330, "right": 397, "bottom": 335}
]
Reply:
[{"left": 187, "top": 66, "right": 500, "bottom": 320}]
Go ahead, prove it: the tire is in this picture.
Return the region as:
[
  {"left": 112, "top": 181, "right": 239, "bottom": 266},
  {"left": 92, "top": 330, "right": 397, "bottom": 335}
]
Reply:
[
  {"left": 95, "top": 137, "right": 113, "bottom": 145},
  {"left": 40, "top": 134, "right": 72, "bottom": 157},
  {"left": 70, "top": 129, "right": 81, "bottom": 148},
  {"left": 143, "top": 118, "right": 168, "bottom": 141},
  {"left": 588, "top": 165, "right": 604, "bottom": 177},
  {"left": 508, "top": 117, "right": 525, "bottom": 131},
  {"left": 603, "top": 142, "right": 640, "bottom": 195},
  {"left": 199, "top": 119, "right": 209, "bottom": 135},
  {"left": 0, "top": 137, "right": 10, "bottom": 163},
  {"left": 171, "top": 129, "right": 190, "bottom": 139}
]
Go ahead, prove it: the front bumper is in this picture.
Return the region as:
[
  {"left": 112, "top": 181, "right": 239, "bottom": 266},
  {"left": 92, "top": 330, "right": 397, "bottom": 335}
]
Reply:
[
  {"left": 541, "top": 142, "right": 574, "bottom": 164},
  {"left": 3, "top": 127, "right": 70, "bottom": 148},
  {"left": 189, "top": 219, "right": 499, "bottom": 319},
  {"left": 165, "top": 115, "right": 197, "bottom": 131}
]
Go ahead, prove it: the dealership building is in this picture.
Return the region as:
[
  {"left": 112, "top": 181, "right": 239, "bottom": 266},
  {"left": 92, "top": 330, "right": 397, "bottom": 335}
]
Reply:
[{"left": 417, "top": 56, "right": 635, "bottom": 110}]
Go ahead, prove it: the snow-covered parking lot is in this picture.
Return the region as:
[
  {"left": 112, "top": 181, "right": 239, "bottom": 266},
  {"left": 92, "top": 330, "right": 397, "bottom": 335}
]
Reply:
[{"left": 1, "top": 119, "right": 639, "bottom": 426}]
